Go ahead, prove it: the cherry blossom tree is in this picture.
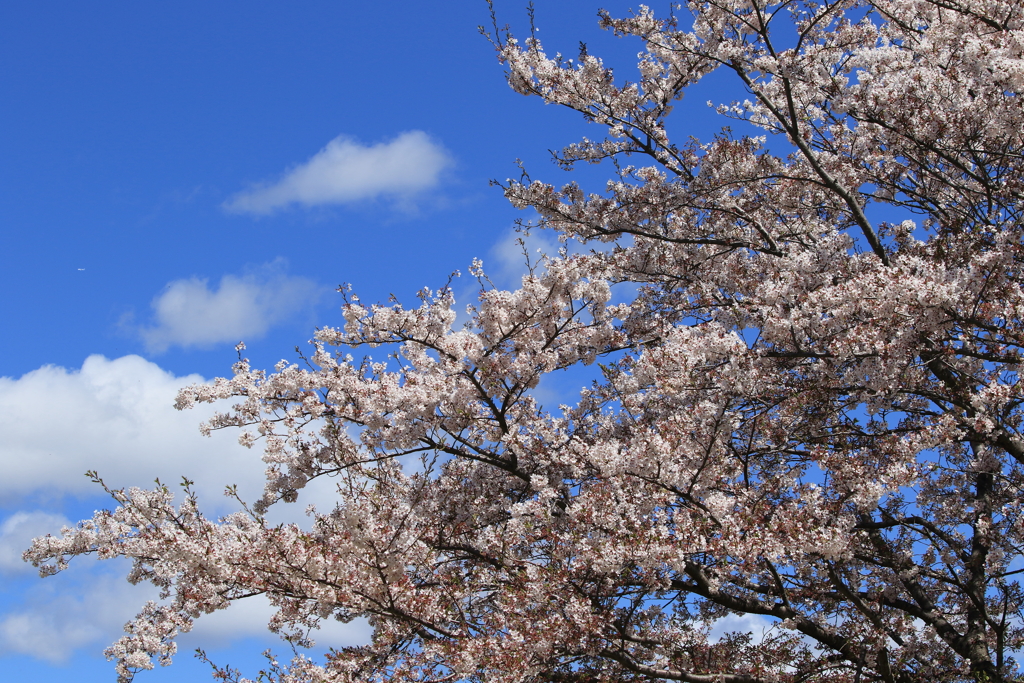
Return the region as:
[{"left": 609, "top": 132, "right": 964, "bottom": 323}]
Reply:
[{"left": 25, "top": 0, "right": 1024, "bottom": 681}]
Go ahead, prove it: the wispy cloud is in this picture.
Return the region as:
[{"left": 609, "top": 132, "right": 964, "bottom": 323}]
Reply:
[
  {"left": 180, "top": 593, "right": 370, "bottom": 651},
  {"left": 487, "top": 227, "right": 562, "bottom": 288},
  {"left": 0, "top": 512, "right": 71, "bottom": 575},
  {"left": 224, "top": 131, "right": 452, "bottom": 214},
  {"left": 138, "top": 261, "right": 320, "bottom": 353},
  {"left": 0, "top": 570, "right": 156, "bottom": 664},
  {"left": 0, "top": 544, "right": 370, "bottom": 664}
]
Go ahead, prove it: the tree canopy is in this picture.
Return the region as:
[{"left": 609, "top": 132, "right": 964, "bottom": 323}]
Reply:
[{"left": 26, "top": 0, "right": 1024, "bottom": 681}]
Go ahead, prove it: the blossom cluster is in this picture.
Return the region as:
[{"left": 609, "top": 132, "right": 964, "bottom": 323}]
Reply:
[{"left": 26, "top": 1, "right": 1024, "bottom": 681}]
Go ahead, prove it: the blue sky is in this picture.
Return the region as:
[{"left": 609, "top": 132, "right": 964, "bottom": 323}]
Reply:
[{"left": 0, "top": 1, "right": 734, "bottom": 679}]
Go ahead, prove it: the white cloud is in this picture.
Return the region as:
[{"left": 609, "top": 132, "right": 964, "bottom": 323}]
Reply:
[
  {"left": 0, "top": 354, "right": 266, "bottom": 508},
  {"left": 181, "top": 594, "right": 371, "bottom": 651},
  {"left": 0, "top": 567, "right": 157, "bottom": 664},
  {"left": 0, "top": 352, "right": 373, "bottom": 665},
  {"left": 224, "top": 131, "right": 452, "bottom": 214},
  {"left": 139, "top": 262, "right": 320, "bottom": 353},
  {"left": 0, "top": 512, "right": 71, "bottom": 574},
  {"left": 709, "top": 612, "right": 777, "bottom": 644},
  {"left": 0, "top": 560, "right": 370, "bottom": 664}
]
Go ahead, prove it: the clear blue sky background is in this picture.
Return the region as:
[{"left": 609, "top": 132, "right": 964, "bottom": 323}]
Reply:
[{"left": 0, "top": 1, "right": 734, "bottom": 680}]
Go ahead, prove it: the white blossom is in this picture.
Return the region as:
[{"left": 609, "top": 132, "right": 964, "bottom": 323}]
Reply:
[{"left": 24, "top": 1, "right": 1024, "bottom": 681}]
